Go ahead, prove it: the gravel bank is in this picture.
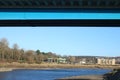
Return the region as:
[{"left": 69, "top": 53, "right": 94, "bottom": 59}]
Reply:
[
  {"left": 0, "top": 68, "right": 13, "bottom": 72},
  {"left": 56, "top": 75, "right": 104, "bottom": 80}
]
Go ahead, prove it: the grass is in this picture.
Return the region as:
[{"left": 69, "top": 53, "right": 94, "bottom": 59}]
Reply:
[{"left": 0, "top": 62, "right": 120, "bottom": 69}]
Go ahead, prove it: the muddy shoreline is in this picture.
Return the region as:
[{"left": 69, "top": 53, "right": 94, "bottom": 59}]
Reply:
[{"left": 56, "top": 75, "right": 104, "bottom": 80}]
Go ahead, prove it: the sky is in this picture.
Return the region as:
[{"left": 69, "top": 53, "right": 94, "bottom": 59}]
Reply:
[{"left": 0, "top": 27, "right": 120, "bottom": 57}]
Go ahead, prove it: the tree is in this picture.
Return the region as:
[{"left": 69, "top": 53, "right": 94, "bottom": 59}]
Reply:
[
  {"left": 12, "top": 43, "right": 21, "bottom": 61},
  {"left": 69, "top": 56, "right": 76, "bottom": 64},
  {"left": 25, "top": 50, "right": 35, "bottom": 64},
  {"left": 19, "top": 49, "right": 25, "bottom": 62},
  {"left": 0, "top": 38, "right": 9, "bottom": 61},
  {"left": 0, "top": 37, "right": 64, "bottom": 64},
  {"left": 36, "top": 49, "right": 41, "bottom": 55},
  {"left": 35, "top": 50, "right": 45, "bottom": 63},
  {"left": 4, "top": 47, "right": 11, "bottom": 62},
  {"left": 0, "top": 38, "right": 9, "bottom": 47},
  {"left": 35, "top": 54, "right": 44, "bottom": 64},
  {"left": 13, "top": 43, "right": 19, "bottom": 50}
]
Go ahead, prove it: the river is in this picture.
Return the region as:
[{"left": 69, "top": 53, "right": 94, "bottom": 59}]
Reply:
[{"left": 0, "top": 68, "right": 111, "bottom": 80}]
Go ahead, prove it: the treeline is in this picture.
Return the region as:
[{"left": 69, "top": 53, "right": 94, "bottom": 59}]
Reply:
[{"left": 0, "top": 38, "right": 66, "bottom": 64}]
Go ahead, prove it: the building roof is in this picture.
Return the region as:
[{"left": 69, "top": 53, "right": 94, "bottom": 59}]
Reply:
[{"left": 58, "top": 58, "right": 66, "bottom": 60}]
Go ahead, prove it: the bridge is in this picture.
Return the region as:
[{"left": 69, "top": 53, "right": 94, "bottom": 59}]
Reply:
[
  {"left": 0, "top": 0, "right": 120, "bottom": 12},
  {"left": 0, "top": 0, "right": 120, "bottom": 26}
]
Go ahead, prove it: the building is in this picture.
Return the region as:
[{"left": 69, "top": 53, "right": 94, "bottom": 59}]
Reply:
[
  {"left": 47, "top": 58, "right": 54, "bottom": 63},
  {"left": 47, "top": 58, "right": 67, "bottom": 64},
  {"left": 115, "top": 57, "right": 120, "bottom": 64},
  {"left": 57, "top": 58, "right": 67, "bottom": 64},
  {"left": 97, "top": 58, "right": 115, "bottom": 65},
  {"left": 75, "top": 56, "right": 97, "bottom": 65},
  {"left": 79, "top": 58, "right": 86, "bottom": 64}
]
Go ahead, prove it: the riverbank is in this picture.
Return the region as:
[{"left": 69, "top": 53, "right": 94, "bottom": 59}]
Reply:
[
  {"left": 0, "top": 62, "right": 120, "bottom": 69},
  {"left": 56, "top": 75, "right": 104, "bottom": 80},
  {"left": 0, "top": 68, "right": 13, "bottom": 72},
  {"left": 0, "top": 62, "right": 120, "bottom": 72},
  {"left": 103, "top": 68, "right": 120, "bottom": 80}
]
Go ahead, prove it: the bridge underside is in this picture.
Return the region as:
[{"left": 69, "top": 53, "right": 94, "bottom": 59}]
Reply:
[
  {"left": 0, "top": 0, "right": 120, "bottom": 8},
  {"left": 0, "top": 20, "right": 120, "bottom": 26},
  {"left": 0, "top": 0, "right": 120, "bottom": 12},
  {"left": 0, "top": 0, "right": 120, "bottom": 26}
]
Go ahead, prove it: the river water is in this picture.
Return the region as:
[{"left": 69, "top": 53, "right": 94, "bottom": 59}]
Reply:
[{"left": 0, "top": 68, "right": 111, "bottom": 80}]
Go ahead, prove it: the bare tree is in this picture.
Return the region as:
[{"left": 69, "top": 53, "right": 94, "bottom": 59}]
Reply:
[
  {"left": 35, "top": 50, "right": 45, "bottom": 63},
  {"left": 25, "top": 50, "right": 35, "bottom": 64},
  {"left": 19, "top": 49, "right": 25, "bottom": 63},
  {"left": 69, "top": 56, "right": 76, "bottom": 64},
  {"left": 0, "top": 38, "right": 9, "bottom": 61},
  {"left": 12, "top": 43, "right": 21, "bottom": 61}
]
